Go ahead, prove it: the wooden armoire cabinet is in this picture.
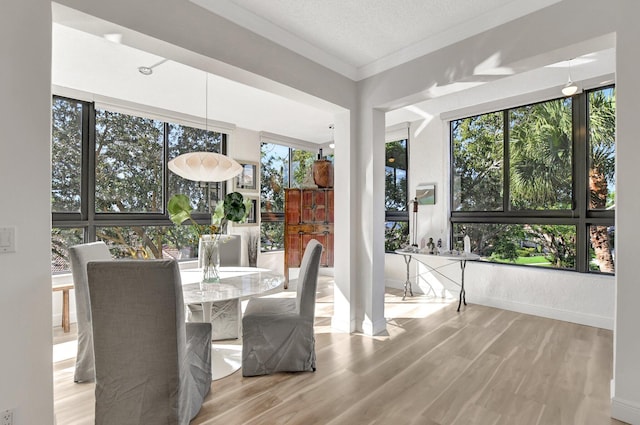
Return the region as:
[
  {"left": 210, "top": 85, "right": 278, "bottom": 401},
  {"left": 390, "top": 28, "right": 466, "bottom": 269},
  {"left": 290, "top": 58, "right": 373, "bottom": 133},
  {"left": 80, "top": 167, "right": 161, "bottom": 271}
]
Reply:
[{"left": 284, "top": 188, "right": 334, "bottom": 286}]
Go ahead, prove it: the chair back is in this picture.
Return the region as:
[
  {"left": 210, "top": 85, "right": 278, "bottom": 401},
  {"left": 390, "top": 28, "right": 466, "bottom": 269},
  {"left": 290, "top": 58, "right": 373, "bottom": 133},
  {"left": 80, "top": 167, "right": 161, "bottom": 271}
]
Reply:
[
  {"left": 68, "top": 241, "right": 112, "bottom": 382},
  {"left": 296, "top": 239, "right": 323, "bottom": 318},
  {"left": 87, "top": 259, "right": 186, "bottom": 424},
  {"left": 69, "top": 241, "right": 112, "bottom": 323}
]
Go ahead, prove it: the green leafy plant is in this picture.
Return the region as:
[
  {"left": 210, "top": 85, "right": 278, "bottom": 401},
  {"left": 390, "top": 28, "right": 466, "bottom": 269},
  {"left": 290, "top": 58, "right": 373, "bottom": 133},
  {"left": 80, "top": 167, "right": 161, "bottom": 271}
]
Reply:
[{"left": 168, "top": 191, "right": 252, "bottom": 238}]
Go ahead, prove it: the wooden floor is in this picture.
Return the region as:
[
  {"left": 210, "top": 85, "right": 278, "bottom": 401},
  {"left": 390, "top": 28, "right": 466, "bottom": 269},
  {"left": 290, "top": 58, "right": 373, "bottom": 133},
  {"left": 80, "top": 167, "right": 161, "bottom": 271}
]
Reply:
[{"left": 53, "top": 277, "right": 626, "bottom": 425}]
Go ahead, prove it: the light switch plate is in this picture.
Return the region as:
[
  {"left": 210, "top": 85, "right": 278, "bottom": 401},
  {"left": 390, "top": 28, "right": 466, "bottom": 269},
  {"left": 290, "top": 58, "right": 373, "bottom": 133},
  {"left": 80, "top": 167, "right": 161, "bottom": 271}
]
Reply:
[{"left": 0, "top": 227, "right": 16, "bottom": 253}]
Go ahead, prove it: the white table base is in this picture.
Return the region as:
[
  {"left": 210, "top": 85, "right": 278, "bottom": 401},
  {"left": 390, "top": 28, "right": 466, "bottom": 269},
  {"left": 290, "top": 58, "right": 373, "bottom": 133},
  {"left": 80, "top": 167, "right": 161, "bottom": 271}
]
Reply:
[{"left": 211, "top": 343, "right": 242, "bottom": 381}]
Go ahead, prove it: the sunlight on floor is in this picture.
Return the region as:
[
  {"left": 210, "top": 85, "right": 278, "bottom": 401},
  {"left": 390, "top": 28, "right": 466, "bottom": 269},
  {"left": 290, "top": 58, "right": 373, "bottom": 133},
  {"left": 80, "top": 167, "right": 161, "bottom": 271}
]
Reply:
[{"left": 53, "top": 340, "right": 78, "bottom": 363}]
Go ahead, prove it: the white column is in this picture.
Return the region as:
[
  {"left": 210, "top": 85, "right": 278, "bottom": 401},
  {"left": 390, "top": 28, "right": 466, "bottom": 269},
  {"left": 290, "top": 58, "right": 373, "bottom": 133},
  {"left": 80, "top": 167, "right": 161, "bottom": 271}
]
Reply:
[
  {"left": 356, "top": 107, "right": 387, "bottom": 335},
  {"left": 0, "top": 0, "right": 54, "bottom": 424},
  {"left": 612, "top": 2, "right": 640, "bottom": 423},
  {"left": 332, "top": 111, "right": 357, "bottom": 332}
]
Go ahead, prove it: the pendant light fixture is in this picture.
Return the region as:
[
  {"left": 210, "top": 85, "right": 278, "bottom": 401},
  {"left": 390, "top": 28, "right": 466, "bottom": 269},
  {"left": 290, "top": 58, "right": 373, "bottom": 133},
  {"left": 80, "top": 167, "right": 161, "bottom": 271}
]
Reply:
[
  {"left": 561, "top": 59, "right": 579, "bottom": 97},
  {"left": 328, "top": 124, "right": 335, "bottom": 149},
  {"left": 168, "top": 71, "right": 242, "bottom": 211}
]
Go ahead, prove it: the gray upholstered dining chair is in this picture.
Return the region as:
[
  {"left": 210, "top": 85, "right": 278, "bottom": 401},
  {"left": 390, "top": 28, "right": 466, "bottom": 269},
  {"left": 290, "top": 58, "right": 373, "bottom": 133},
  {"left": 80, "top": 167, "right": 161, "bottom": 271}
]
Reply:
[
  {"left": 189, "top": 234, "right": 242, "bottom": 340},
  {"left": 242, "top": 239, "right": 323, "bottom": 376},
  {"left": 68, "top": 241, "right": 112, "bottom": 383},
  {"left": 87, "top": 259, "right": 212, "bottom": 425}
]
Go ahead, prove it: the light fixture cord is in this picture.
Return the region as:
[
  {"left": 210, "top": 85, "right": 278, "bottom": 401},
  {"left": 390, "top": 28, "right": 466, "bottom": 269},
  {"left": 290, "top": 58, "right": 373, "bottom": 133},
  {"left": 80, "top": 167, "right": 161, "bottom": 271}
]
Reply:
[{"left": 568, "top": 59, "right": 572, "bottom": 82}]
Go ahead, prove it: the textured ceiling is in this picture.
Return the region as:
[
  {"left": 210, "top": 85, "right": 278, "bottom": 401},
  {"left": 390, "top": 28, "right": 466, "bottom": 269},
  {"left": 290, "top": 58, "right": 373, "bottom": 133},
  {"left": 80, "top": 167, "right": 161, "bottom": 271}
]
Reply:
[{"left": 192, "top": 0, "right": 562, "bottom": 79}]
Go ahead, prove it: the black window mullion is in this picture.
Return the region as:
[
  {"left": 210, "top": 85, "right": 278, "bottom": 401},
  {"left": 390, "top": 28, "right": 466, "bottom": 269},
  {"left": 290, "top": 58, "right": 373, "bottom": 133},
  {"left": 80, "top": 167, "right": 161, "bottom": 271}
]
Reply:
[
  {"left": 86, "top": 102, "right": 97, "bottom": 242},
  {"left": 573, "top": 92, "right": 588, "bottom": 272},
  {"left": 163, "top": 122, "right": 170, "bottom": 216},
  {"left": 503, "top": 110, "right": 510, "bottom": 213}
]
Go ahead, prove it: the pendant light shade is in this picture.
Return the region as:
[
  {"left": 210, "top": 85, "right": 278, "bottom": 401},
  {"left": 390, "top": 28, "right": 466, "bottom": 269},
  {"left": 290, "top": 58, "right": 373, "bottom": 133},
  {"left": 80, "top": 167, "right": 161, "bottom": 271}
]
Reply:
[
  {"left": 168, "top": 152, "right": 242, "bottom": 182},
  {"left": 562, "top": 80, "right": 579, "bottom": 96}
]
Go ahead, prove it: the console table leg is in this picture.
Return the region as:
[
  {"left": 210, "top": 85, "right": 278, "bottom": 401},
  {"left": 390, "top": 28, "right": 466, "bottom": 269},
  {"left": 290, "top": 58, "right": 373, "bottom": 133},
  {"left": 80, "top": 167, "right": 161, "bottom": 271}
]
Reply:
[
  {"left": 457, "top": 260, "right": 467, "bottom": 312},
  {"left": 402, "top": 254, "right": 413, "bottom": 300}
]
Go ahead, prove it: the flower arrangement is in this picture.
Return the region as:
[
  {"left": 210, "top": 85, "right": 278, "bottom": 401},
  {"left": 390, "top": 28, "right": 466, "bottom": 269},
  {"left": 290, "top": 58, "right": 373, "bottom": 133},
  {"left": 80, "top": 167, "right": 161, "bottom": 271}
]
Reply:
[
  {"left": 168, "top": 191, "right": 252, "bottom": 284},
  {"left": 167, "top": 191, "right": 251, "bottom": 238}
]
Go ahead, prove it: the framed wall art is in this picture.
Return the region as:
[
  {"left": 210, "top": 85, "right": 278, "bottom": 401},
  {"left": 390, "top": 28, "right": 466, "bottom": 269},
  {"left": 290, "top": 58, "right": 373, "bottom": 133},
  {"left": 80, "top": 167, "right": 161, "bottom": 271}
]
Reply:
[
  {"left": 416, "top": 183, "right": 436, "bottom": 205},
  {"left": 233, "top": 161, "right": 259, "bottom": 192}
]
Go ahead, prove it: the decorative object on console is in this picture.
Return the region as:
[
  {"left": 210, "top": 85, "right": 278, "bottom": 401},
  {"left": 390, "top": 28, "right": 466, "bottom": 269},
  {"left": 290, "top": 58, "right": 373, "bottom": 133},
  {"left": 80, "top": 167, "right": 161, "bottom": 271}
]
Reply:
[
  {"left": 411, "top": 197, "right": 418, "bottom": 247},
  {"left": 426, "top": 237, "right": 436, "bottom": 254}
]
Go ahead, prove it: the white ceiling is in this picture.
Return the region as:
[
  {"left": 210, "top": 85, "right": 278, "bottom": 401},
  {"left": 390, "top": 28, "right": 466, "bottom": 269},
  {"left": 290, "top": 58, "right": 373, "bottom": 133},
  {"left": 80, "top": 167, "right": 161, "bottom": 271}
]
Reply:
[
  {"left": 52, "top": 1, "right": 615, "bottom": 146},
  {"left": 191, "top": 0, "right": 562, "bottom": 80}
]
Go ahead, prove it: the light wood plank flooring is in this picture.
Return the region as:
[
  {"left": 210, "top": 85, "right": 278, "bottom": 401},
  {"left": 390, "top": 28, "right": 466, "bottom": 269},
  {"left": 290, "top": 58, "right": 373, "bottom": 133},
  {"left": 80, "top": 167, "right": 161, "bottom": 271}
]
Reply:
[{"left": 53, "top": 277, "right": 626, "bottom": 425}]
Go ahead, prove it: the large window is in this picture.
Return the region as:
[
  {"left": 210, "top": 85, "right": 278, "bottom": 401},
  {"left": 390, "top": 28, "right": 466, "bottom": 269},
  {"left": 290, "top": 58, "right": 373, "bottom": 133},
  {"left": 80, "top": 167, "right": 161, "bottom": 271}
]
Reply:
[
  {"left": 259, "top": 142, "right": 320, "bottom": 251},
  {"left": 385, "top": 139, "right": 409, "bottom": 251},
  {"left": 451, "top": 87, "right": 615, "bottom": 273},
  {"left": 51, "top": 96, "right": 227, "bottom": 273}
]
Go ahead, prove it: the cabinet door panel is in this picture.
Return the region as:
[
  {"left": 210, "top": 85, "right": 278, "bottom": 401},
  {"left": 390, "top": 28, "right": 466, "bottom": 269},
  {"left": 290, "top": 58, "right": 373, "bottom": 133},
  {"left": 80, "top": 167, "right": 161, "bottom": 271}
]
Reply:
[
  {"left": 301, "top": 233, "right": 330, "bottom": 266},
  {"left": 286, "top": 233, "right": 302, "bottom": 267},
  {"left": 285, "top": 189, "right": 301, "bottom": 224}
]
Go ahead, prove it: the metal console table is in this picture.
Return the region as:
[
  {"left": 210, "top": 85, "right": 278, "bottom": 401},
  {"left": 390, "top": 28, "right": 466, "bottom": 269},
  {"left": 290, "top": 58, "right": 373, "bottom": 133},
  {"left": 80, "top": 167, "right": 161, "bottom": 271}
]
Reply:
[{"left": 395, "top": 249, "right": 480, "bottom": 311}]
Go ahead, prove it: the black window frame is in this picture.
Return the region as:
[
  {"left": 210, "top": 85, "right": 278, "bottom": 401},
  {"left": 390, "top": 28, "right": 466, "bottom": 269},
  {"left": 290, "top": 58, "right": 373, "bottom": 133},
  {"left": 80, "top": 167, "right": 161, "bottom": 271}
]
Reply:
[
  {"left": 450, "top": 86, "right": 615, "bottom": 274},
  {"left": 385, "top": 138, "right": 410, "bottom": 252},
  {"left": 51, "top": 95, "right": 228, "bottom": 266}
]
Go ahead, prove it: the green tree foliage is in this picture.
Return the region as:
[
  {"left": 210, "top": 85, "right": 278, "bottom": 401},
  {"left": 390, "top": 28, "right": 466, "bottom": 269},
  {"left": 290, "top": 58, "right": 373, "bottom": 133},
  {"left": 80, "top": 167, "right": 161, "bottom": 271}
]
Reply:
[
  {"left": 453, "top": 89, "right": 614, "bottom": 271},
  {"left": 385, "top": 222, "right": 409, "bottom": 252},
  {"left": 452, "top": 112, "right": 503, "bottom": 211},
  {"left": 51, "top": 98, "right": 82, "bottom": 212},
  {"left": 260, "top": 143, "right": 288, "bottom": 250},
  {"left": 385, "top": 140, "right": 409, "bottom": 250},
  {"left": 291, "top": 149, "right": 315, "bottom": 187},
  {"left": 51, "top": 99, "right": 229, "bottom": 265},
  {"left": 588, "top": 88, "right": 616, "bottom": 272},
  {"left": 509, "top": 99, "right": 572, "bottom": 210},
  {"left": 385, "top": 140, "right": 408, "bottom": 211}
]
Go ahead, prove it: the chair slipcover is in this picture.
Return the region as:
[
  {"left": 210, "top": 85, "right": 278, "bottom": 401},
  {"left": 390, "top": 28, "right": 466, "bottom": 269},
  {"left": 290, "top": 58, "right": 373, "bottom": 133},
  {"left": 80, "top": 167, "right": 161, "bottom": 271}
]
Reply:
[
  {"left": 69, "top": 241, "right": 112, "bottom": 383},
  {"left": 242, "top": 239, "right": 323, "bottom": 376},
  {"left": 87, "top": 259, "right": 212, "bottom": 425},
  {"left": 189, "top": 234, "right": 242, "bottom": 340}
]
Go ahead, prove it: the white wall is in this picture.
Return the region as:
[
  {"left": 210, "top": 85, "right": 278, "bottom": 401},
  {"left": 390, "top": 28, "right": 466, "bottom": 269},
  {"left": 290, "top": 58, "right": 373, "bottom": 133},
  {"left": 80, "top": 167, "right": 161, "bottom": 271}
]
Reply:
[{"left": 0, "top": 1, "right": 54, "bottom": 424}]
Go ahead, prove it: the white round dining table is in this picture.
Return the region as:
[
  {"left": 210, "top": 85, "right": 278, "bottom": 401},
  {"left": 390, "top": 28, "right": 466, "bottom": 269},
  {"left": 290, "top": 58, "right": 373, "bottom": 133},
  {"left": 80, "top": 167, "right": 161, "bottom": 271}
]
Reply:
[{"left": 180, "top": 266, "right": 285, "bottom": 380}]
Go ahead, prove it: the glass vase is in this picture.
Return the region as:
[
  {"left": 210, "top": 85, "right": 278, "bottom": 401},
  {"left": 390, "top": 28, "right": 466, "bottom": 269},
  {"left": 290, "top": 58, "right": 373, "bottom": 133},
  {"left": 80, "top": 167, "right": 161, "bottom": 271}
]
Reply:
[{"left": 200, "top": 237, "right": 220, "bottom": 289}]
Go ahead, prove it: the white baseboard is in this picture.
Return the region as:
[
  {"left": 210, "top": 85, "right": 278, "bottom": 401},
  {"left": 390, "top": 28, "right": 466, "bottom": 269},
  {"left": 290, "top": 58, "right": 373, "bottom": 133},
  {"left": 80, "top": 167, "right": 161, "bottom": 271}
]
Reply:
[
  {"left": 384, "top": 281, "right": 613, "bottom": 330},
  {"left": 361, "top": 317, "right": 388, "bottom": 336},
  {"left": 612, "top": 396, "right": 640, "bottom": 424},
  {"left": 471, "top": 295, "right": 613, "bottom": 330}
]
